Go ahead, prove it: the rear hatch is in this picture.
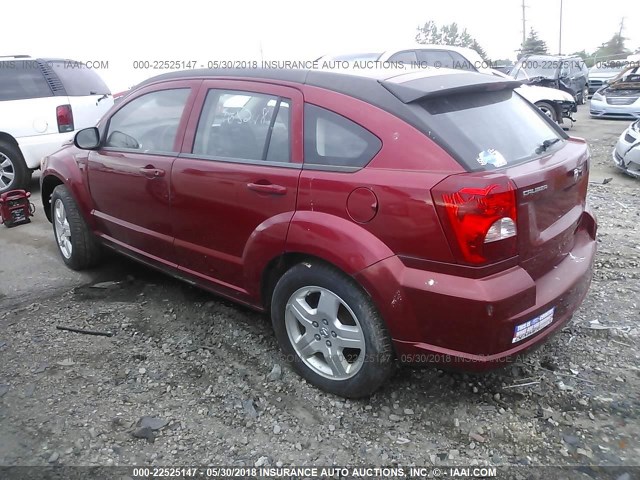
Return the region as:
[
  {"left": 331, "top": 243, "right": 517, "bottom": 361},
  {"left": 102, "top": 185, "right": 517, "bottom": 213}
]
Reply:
[{"left": 386, "top": 75, "right": 591, "bottom": 275}]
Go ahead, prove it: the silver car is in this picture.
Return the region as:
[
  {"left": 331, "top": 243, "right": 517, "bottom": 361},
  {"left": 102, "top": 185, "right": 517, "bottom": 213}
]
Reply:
[
  {"left": 613, "top": 119, "right": 640, "bottom": 178},
  {"left": 591, "top": 66, "right": 640, "bottom": 120}
]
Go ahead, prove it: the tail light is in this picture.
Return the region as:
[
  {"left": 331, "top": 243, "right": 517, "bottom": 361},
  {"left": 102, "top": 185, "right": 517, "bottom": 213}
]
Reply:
[
  {"left": 56, "top": 105, "right": 74, "bottom": 133},
  {"left": 432, "top": 174, "right": 517, "bottom": 265}
]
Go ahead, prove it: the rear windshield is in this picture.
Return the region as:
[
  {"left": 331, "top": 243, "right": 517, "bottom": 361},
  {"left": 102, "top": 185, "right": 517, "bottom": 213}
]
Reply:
[
  {"left": 49, "top": 61, "right": 111, "bottom": 96},
  {"left": 414, "top": 89, "right": 563, "bottom": 171}
]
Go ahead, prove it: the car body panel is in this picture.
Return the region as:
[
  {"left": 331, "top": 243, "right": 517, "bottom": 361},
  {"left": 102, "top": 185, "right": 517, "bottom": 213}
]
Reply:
[
  {"left": 86, "top": 79, "right": 200, "bottom": 263},
  {"left": 171, "top": 80, "right": 303, "bottom": 298}
]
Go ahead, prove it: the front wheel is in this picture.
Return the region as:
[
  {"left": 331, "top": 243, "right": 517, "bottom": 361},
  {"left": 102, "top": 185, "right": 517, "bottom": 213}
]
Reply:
[
  {"left": 535, "top": 101, "right": 558, "bottom": 123},
  {"left": 580, "top": 87, "right": 589, "bottom": 105},
  {"left": 51, "top": 185, "right": 102, "bottom": 270},
  {"left": 271, "top": 261, "right": 396, "bottom": 398}
]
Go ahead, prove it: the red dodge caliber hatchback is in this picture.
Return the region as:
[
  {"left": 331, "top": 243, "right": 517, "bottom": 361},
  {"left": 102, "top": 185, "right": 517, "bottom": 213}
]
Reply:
[{"left": 41, "top": 68, "right": 597, "bottom": 398}]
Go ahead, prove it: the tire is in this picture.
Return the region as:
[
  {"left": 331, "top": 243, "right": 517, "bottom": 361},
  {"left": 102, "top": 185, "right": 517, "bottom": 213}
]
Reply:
[
  {"left": 271, "top": 261, "right": 396, "bottom": 398},
  {"left": 0, "top": 141, "right": 31, "bottom": 193},
  {"left": 579, "top": 86, "right": 588, "bottom": 105},
  {"left": 51, "top": 185, "right": 102, "bottom": 270},
  {"left": 535, "top": 101, "right": 558, "bottom": 123}
]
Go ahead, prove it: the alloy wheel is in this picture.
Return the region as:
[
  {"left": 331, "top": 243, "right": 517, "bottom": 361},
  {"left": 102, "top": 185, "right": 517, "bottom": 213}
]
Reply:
[
  {"left": 54, "top": 199, "right": 72, "bottom": 259},
  {"left": 285, "top": 286, "right": 366, "bottom": 380},
  {"left": 0, "top": 152, "right": 15, "bottom": 190}
]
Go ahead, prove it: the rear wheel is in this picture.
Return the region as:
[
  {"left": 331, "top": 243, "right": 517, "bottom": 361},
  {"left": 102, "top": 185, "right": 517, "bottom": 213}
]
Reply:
[
  {"left": 0, "top": 141, "right": 31, "bottom": 193},
  {"left": 271, "top": 261, "right": 396, "bottom": 398},
  {"left": 51, "top": 185, "right": 102, "bottom": 270},
  {"left": 535, "top": 101, "right": 558, "bottom": 123}
]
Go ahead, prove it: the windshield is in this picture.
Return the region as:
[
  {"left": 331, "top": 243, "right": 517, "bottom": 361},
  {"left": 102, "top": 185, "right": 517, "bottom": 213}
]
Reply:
[
  {"left": 512, "top": 62, "right": 557, "bottom": 80},
  {"left": 413, "top": 89, "right": 563, "bottom": 171}
]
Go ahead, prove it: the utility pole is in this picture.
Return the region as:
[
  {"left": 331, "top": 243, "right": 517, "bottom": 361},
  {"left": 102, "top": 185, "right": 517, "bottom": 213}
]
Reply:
[
  {"left": 521, "top": 0, "right": 527, "bottom": 47},
  {"left": 558, "top": 0, "right": 563, "bottom": 55}
]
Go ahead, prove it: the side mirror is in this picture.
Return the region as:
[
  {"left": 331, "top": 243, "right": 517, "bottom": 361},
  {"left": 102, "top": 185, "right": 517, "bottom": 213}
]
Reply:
[{"left": 74, "top": 127, "right": 100, "bottom": 150}]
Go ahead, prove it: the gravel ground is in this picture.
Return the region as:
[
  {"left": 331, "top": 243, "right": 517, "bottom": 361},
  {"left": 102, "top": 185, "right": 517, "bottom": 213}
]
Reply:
[{"left": 0, "top": 108, "right": 639, "bottom": 477}]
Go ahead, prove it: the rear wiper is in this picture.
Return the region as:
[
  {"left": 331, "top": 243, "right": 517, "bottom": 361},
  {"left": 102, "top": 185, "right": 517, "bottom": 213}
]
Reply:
[{"left": 535, "top": 138, "right": 561, "bottom": 154}]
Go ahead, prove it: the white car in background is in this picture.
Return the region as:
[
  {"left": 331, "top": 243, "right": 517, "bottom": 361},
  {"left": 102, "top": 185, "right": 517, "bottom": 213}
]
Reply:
[
  {"left": 317, "top": 45, "right": 577, "bottom": 126},
  {"left": 0, "top": 56, "right": 113, "bottom": 192},
  {"left": 613, "top": 119, "right": 640, "bottom": 178}
]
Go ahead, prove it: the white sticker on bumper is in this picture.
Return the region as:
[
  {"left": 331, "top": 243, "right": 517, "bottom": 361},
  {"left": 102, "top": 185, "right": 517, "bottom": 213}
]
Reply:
[{"left": 512, "top": 307, "right": 555, "bottom": 343}]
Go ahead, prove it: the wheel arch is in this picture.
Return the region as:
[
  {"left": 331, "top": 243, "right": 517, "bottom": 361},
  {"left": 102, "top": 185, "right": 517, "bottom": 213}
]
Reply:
[
  {"left": 41, "top": 173, "right": 65, "bottom": 222},
  {"left": 257, "top": 211, "right": 396, "bottom": 310},
  {"left": 0, "top": 131, "right": 20, "bottom": 148}
]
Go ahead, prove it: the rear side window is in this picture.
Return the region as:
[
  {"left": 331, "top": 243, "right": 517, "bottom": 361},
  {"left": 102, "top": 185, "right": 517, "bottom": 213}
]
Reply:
[
  {"left": 49, "top": 61, "right": 111, "bottom": 96},
  {"left": 389, "top": 51, "right": 418, "bottom": 63},
  {"left": 304, "top": 104, "right": 381, "bottom": 168},
  {"left": 414, "top": 89, "right": 563, "bottom": 171},
  {"left": 0, "top": 61, "right": 52, "bottom": 101},
  {"left": 193, "top": 90, "right": 291, "bottom": 163},
  {"left": 105, "top": 89, "right": 190, "bottom": 153}
]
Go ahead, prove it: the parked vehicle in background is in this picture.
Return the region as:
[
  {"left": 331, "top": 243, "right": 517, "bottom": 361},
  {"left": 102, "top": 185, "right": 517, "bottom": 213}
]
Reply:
[
  {"left": 510, "top": 55, "right": 589, "bottom": 105},
  {"left": 0, "top": 56, "right": 113, "bottom": 193},
  {"left": 319, "top": 46, "right": 577, "bottom": 126},
  {"left": 590, "top": 65, "right": 640, "bottom": 120},
  {"left": 612, "top": 119, "right": 640, "bottom": 178},
  {"left": 491, "top": 69, "right": 576, "bottom": 126},
  {"left": 493, "top": 64, "right": 514, "bottom": 75},
  {"left": 41, "top": 67, "right": 597, "bottom": 398},
  {"left": 588, "top": 62, "right": 626, "bottom": 95},
  {"left": 317, "top": 44, "right": 488, "bottom": 72}
]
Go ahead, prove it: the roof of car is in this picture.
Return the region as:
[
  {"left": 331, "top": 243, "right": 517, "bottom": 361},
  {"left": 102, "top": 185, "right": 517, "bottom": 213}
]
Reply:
[
  {"left": 519, "top": 54, "right": 582, "bottom": 60},
  {"left": 136, "top": 67, "right": 519, "bottom": 103}
]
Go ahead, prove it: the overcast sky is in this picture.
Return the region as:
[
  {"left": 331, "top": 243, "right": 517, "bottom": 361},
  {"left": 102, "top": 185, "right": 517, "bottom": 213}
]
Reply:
[{"left": 3, "top": 0, "right": 638, "bottom": 92}]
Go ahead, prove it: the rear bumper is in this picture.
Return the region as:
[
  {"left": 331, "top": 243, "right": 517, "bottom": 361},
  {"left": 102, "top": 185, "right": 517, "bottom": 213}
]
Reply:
[
  {"left": 16, "top": 132, "right": 74, "bottom": 169},
  {"left": 355, "top": 210, "right": 597, "bottom": 370}
]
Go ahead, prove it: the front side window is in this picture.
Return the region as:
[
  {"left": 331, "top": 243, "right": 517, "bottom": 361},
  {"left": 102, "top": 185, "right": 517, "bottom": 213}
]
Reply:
[
  {"left": 105, "top": 88, "right": 190, "bottom": 153},
  {"left": 304, "top": 104, "right": 381, "bottom": 168},
  {"left": 193, "top": 90, "right": 291, "bottom": 162}
]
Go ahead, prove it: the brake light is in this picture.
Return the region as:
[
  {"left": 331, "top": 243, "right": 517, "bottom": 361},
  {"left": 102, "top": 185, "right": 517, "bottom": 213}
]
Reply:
[
  {"left": 432, "top": 175, "right": 517, "bottom": 265},
  {"left": 56, "top": 105, "right": 74, "bottom": 133}
]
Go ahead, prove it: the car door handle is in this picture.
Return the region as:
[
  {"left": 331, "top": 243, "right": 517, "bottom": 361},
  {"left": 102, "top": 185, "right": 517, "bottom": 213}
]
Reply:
[
  {"left": 246, "top": 182, "right": 287, "bottom": 195},
  {"left": 139, "top": 166, "right": 165, "bottom": 179}
]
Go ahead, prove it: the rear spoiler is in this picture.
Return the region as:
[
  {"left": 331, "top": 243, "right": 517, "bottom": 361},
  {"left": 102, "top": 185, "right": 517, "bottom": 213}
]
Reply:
[{"left": 380, "top": 72, "right": 522, "bottom": 103}]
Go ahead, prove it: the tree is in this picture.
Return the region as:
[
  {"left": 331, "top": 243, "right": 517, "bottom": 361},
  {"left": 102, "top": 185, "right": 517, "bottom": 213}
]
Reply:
[
  {"left": 571, "top": 50, "right": 595, "bottom": 68},
  {"left": 592, "top": 32, "right": 630, "bottom": 62},
  {"left": 519, "top": 29, "right": 548, "bottom": 58},
  {"left": 415, "top": 21, "right": 489, "bottom": 61}
]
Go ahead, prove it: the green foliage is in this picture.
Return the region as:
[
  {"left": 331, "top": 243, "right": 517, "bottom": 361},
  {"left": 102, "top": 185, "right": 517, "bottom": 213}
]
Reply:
[
  {"left": 519, "top": 29, "right": 548, "bottom": 58},
  {"left": 415, "top": 21, "right": 489, "bottom": 61},
  {"left": 592, "top": 33, "right": 630, "bottom": 61}
]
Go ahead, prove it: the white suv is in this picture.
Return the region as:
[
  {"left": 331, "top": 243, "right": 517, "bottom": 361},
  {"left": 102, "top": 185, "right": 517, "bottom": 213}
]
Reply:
[{"left": 0, "top": 56, "right": 114, "bottom": 192}]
